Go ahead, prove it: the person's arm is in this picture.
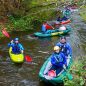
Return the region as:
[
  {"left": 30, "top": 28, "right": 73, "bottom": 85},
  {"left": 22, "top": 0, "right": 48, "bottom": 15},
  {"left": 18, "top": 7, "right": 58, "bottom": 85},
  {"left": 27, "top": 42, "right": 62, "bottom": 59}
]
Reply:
[
  {"left": 8, "top": 40, "right": 14, "bottom": 47},
  {"left": 19, "top": 44, "right": 24, "bottom": 54},
  {"left": 62, "top": 53, "right": 67, "bottom": 70},
  {"left": 67, "top": 43, "right": 72, "bottom": 56}
]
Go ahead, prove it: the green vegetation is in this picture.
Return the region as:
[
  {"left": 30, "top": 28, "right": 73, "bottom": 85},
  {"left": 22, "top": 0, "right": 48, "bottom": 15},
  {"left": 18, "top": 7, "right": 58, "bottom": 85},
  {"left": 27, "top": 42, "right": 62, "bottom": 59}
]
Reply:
[
  {"left": 64, "top": 57, "right": 86, "bottom": 86},
  {"left": 0, "top": 0, "right": 57, "bottom": 32},
  {"left": 0, "top": 0, "right": 86, "bottom": 85},
  {"left": 80, "top": 5, "right": 86, "bottom": 22},
  {"left": 6, "top": 8, "right": 56, "bottom": 31}
]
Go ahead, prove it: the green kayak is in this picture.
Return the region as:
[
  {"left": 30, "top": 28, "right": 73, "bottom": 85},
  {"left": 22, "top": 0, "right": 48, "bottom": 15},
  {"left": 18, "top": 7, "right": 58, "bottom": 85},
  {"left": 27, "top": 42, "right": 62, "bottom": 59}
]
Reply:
[
  {"left": 34, "top": 26, "right": 71, "bottom": 38},
  {"left": 9, "top": 47, "right": 24, "bottom": 63},
  {"left": 39, "top": 55, "right": 72, "bottom": 85}
]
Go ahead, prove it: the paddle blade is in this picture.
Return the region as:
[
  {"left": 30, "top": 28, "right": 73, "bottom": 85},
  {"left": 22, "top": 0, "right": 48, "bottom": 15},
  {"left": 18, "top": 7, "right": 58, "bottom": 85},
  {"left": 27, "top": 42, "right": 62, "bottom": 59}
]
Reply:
[
  {"left": 1, "top": 29, "right": 10, "bottom": 38},
  {"left": 25, "top": 55, "right": 32, "bottom": 62},
  {"left": 67, "top": 73, "right": 73, "bottom": 80}
]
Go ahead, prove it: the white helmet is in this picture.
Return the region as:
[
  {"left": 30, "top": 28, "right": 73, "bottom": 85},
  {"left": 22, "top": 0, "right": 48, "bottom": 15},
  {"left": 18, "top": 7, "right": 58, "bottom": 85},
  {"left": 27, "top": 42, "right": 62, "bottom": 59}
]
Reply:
[
  {"left": 59, "top": 26, "right": 66, "bottom": 30},
  {"left": 54, "top": 46, "right": 60, "bottom": 51}
]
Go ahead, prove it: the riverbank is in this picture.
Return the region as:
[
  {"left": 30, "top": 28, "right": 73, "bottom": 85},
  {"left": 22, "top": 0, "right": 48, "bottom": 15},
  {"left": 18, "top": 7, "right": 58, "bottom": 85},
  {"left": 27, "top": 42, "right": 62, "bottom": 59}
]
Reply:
[
  {"left": 80, "top": 5, "right": 86, "bottom": 22},
  {"left": 0, "top": 1, "right": 58, "bottom": 38},
  {"left": 64, "top": 57, "right": 86, "bottom": 86}
]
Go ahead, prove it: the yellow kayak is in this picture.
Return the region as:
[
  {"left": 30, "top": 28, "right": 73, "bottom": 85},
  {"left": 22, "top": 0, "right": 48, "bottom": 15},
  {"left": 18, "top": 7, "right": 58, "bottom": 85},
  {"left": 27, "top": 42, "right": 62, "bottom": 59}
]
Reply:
[{"left": 9, "top": 47, "right": 24, "bottom": 63}]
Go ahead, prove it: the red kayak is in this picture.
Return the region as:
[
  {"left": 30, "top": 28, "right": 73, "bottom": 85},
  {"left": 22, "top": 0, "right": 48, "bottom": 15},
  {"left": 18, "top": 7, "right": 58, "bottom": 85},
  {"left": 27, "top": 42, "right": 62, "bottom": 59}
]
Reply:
[{"left": 54, "top": 19, "right": 71, "bottom": 26}]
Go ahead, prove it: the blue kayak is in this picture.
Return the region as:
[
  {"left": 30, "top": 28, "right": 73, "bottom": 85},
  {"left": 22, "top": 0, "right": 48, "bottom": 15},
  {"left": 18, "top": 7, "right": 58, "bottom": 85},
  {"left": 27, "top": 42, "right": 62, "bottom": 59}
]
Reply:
[{"left": 34, "top": 26, "right": 71, "bottom": 37}]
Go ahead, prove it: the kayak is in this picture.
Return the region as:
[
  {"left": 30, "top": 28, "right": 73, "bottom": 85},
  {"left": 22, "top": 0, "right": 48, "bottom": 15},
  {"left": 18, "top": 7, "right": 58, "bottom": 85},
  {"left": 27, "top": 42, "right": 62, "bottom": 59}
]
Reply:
[
  {"left": 34, "top": 26, "right": 71, "bottom": 37},
  {"left": 39, "top": 55, "right": 72, "bottom": 85},
  {"left": 9, "top": 47, "right": 24, "bottom": 63},
  {"left": 55, "top": 19, "right": 71, "bottom": 26}
]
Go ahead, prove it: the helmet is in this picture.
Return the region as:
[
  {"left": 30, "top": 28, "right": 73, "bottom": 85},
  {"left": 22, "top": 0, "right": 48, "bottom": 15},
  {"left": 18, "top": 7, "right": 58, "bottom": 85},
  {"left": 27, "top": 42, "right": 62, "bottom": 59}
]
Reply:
[
  {"left": 60, "top": 36, "right": 66, "bottom": 40},
  {"left": 54, "top": 46, "right": 60, "bottom": 51},
  {"left": 48, "top": 70, "right": 56, "bottom": 77},
  {"left": 59, "top": 26, "right": 66, "bottom": 30},
  {"left": 14, "top": 37, "right": 19, "bottom": 41}
]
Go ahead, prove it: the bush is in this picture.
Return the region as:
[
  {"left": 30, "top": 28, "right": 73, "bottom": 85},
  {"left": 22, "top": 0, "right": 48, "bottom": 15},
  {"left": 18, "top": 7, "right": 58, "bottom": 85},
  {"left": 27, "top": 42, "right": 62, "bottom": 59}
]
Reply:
[
  {"left": 64, "top": 58, "right": 86, "bottom": 86},
  {"left": 7, "top": 9, "right": 56, "bottom": 31}
]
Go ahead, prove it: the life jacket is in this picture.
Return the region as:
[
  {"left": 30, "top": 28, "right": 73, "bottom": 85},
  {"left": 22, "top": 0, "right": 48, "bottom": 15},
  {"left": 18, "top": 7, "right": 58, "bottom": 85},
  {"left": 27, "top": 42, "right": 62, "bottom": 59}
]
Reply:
[
  {"left": 45, "top": 24, "right": 53, "bottom": 30},
  {"left": 51, "top": 52, "right": 64, "bottom": 65},
  {"left": 42, "top": 23, "right": 53, "bottom": 32},
  {"left": 60, "top": 43, "right": 68, "bottom": 56},
  {"left": 12, "top": 43, "right": 20, "bottom": 54},
  {"left": 54, "top": 53, "right": 64, "bottom": 63}
]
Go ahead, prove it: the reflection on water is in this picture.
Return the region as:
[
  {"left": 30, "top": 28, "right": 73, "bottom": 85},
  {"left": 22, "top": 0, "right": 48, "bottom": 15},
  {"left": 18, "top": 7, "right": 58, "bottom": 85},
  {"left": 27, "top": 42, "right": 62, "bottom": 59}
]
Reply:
[{"left": 0, "top": 11, "right": 86, "bottom": 86}]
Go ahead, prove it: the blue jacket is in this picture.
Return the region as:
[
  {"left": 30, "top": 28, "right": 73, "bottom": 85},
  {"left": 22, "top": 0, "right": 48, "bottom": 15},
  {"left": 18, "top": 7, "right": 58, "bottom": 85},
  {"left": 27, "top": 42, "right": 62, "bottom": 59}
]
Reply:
[
  {"left": 42, "top": 24, "right": 46, "bottom": 32},
  {"left": 61, "top": 16, "right": 68, "bottom": 21},
  {"left": 57, "top": 16, "right": 68, "bottom": 22},
  {"left": 51, "top": 52, "right": 66, "bottom": 67},
  {"left": 8, "top": 42, "right": 24, "bottom": 54},
  {"left": 56, "top": 42, "right": 72, "bottom": 56}
]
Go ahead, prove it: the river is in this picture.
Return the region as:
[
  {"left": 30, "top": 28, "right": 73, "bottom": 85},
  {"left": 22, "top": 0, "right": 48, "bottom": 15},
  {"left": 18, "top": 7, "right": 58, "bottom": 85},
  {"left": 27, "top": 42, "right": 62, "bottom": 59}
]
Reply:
[{"left": 0, "top": 10, "right": 86, "bottom": 86}]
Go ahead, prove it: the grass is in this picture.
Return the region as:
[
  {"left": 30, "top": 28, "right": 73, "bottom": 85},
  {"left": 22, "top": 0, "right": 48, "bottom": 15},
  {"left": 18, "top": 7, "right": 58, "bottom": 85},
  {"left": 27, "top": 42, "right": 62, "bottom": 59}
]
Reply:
[
  {"left": 79, "top": 5, "right": 86, "bottom": 22},
  {"left": 64, "top": 57, "right": 86, "bottom": 86}
]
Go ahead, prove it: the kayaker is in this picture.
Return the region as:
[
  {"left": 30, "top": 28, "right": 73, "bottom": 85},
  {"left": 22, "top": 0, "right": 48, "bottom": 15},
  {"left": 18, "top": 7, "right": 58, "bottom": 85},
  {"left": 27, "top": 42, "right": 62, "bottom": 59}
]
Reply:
[
  {"left": 63, "top": 8, "right": 71, "bottom": 18},
  {"left": 42, "top": 22, "right": 54, "bottom": 33},
  {"left": 8, "top": 37, "right": 24, "bottom": 54},
  {"left": 56, "top": 36, "right": 72, "bottom": 66},
  {"left": 44, "top": 46, "right": 67, "bottom": 75},
  {"left": 57, "top": 16, "right": 68, "bottom": 22}
]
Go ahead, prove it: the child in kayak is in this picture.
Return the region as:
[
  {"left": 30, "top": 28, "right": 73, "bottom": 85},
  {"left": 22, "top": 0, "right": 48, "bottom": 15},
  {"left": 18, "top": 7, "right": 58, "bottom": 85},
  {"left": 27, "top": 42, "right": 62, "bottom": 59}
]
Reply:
[
  {"left": 56, "top": 36, "right": 72, "bottom": 66},
  {"left": 8, "top": 37, "right": 24, "bottom": 54},
  {"left": 44, "top": 46, "right": 67, "bottom": 77},
  {"left": 42, "top": 22, "right": 55, "bottom": 33}
]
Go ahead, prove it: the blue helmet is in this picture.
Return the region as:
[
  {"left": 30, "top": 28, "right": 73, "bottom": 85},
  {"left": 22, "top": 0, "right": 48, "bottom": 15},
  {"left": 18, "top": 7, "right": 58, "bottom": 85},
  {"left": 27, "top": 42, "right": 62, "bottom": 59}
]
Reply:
[{"left": 14, "top": 37, "right": 19, "bottom": 41}]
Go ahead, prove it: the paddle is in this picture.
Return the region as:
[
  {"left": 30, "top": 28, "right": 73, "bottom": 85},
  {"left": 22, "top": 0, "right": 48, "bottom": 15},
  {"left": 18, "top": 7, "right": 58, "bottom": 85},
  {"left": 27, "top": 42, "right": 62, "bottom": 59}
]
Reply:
[
  {"left": 63, "top": 65, "right": 73, "bottom": 80},
  {"left": 25, "top": 55, "right": 32, "bottom": 62},
  {"left": 66, "top": 71, "right": 73, "bottom": 80},
  {"left": 47, "top": 22, "right": 55, "bottom": 29},
  {"left": 1, "top": 28, "right": 10, "bottom": 38},
  {"left": 1, "top": 28, "right": 32, "bottom": 62}
]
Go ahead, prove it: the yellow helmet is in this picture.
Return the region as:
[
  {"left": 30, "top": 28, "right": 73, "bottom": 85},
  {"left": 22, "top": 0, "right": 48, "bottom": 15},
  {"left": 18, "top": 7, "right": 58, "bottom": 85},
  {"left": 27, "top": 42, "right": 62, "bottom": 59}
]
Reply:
[{"left": 54, "top": 46, "right": 60, "bottom": 51}]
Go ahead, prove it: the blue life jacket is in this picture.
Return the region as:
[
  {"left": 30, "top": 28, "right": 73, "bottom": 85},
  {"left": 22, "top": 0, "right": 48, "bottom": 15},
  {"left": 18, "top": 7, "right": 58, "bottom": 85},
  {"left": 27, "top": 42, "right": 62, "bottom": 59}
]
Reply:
[
  {"left": 12, "top": 43, "right": 20, "bottom": 53},
  {"left": 51, "top": 52, "right": 66, "bottom": 67},
  {"left": 56, "top": 42, "right": 72, "bottom": 56},
  {"left": 62, "top": 16, "right": 68, "bottom": 21},
  {"left": 8, "top": 43, "right": 24, "bottom": 54}
]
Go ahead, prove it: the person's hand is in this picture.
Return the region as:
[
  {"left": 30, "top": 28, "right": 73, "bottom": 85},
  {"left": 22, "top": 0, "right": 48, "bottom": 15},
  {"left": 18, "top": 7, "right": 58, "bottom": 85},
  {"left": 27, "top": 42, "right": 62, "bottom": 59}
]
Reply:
[
  {"left": 63, "top": 64, "right": 66, "bottom": 70},
  {"left": 67, "top": 55, "right": 71, "bottom": 59},
  {"left": 11, "top": 40, "right": 13, "bottom": 43},
  {"left": 21, "top": 50, "right": 24, "bottom": 54},
  {"left": 52, "top": 27, "right": 55, "bottom": 29}
]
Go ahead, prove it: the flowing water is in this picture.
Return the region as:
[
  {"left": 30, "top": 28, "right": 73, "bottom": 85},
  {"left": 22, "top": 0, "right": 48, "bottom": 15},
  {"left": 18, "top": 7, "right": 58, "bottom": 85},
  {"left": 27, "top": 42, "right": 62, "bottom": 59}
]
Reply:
[{"left": 0, "top": 10, "right": 86, "bottom": 86}]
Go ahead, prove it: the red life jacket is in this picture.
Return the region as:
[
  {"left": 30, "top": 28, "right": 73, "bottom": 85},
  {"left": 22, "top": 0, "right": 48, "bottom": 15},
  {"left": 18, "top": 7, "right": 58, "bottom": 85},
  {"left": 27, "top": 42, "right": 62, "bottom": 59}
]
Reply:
[{"left": 44, "top": 23, "right": 53, "bottom": 30}]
